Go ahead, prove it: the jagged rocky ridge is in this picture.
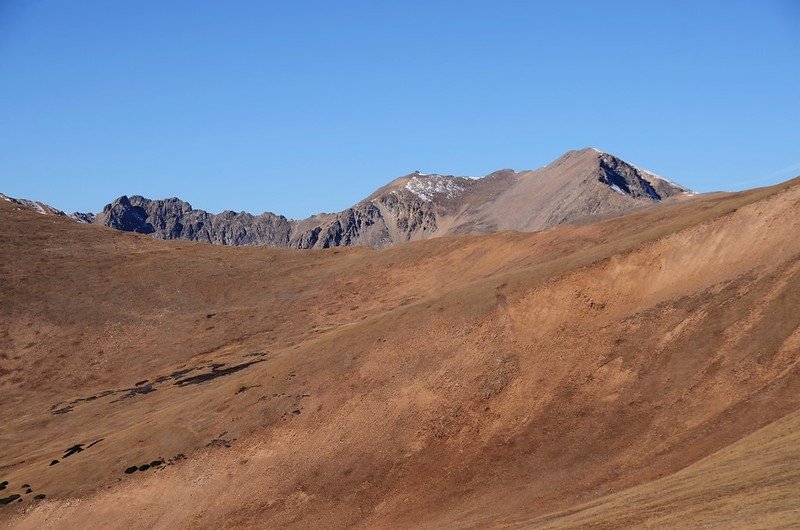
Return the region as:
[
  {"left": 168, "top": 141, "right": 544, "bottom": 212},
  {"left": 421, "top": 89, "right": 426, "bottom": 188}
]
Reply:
[{"left": 7, "top": 148, "right": 693, "bottom": 249}]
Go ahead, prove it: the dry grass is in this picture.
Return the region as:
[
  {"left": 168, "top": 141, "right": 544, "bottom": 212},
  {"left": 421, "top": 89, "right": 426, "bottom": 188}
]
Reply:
[
  {"left": 1, "top": 177, "right": 799, "bottom": 528},
  {"left": 516, "top": 408, "right": 800, "bottom": 528}
]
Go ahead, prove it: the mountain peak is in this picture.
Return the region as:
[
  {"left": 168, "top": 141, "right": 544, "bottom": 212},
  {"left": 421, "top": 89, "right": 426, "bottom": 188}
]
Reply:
[{"left": 549, "top": 147, "right": 693, "bottom": 195}]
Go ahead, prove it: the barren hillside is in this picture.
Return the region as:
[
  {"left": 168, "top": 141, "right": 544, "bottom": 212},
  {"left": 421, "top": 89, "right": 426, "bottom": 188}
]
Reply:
[{"left": 1, "top": 176, "right": 799, "bottom": 528}]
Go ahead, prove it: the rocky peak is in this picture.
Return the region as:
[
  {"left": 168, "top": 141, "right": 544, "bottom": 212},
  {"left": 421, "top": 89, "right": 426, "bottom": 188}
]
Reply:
[
  {"left": 98, "top": 195, "right": 155, "bottom": 234},
  {"left": 556, "top": 148, "right": 691, "bottom": 200}
]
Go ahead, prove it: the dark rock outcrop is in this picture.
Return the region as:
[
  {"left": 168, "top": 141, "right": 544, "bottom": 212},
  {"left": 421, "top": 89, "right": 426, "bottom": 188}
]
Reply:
[
  {"left": 93, "top": 190, "right": 442, "bottom": 249},
  {"left": 71, "top": 212, "right": 95, "bottom": 224},
  {"left": 93, "top": 196, "right": 293, "bottom": 247}
]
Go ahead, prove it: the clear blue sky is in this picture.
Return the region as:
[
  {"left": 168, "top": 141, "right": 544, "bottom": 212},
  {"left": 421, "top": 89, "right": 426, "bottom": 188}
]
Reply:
[{"left": 1, "top": 1, "right": 798, "bottom": 218}]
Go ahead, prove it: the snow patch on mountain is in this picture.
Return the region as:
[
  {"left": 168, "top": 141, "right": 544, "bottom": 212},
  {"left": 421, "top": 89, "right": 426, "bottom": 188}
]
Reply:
[
  {"left": 633, "top": 164, "right": 685, "bottom": 189},
  {"left": 609, "top": 183, "right": 627, "bottom": 196},
  {"left": 405, "top": 175, "right": 465, "bottom": 202},
  {"left": 1, "top": 192, "right": 77, "bottom": 218}
]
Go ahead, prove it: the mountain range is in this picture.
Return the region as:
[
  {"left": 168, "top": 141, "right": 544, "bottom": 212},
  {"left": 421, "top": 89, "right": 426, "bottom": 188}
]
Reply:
[{"left": 3, "top": 148, "right": 692, "bottom": 248}]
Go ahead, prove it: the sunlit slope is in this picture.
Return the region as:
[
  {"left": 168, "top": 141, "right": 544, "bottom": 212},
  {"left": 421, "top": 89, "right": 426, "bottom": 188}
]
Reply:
[
  {"left": 2, "top": 177, "right": 799, "bottom": 528},
  {"left": 517, "top": 408, "right": 800, "bottom": 529}
]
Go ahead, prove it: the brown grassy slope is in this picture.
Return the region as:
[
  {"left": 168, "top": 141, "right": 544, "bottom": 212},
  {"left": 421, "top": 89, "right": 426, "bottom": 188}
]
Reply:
[
  {"left": 516, "top": 407, "right": 800, "bottom": 528},
  {"left": 1, "top": 178, "right": 799, "bottom": 528}
]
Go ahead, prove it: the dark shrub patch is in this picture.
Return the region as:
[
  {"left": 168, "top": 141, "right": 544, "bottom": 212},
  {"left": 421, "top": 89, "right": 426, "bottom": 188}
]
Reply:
[
  {"left": 174, "top": 360, "right": 263, "bottom": 386},
  {"left": 63, "top": 444, "right": 84, "bottom": 458},
  {"left": 124, "top": 466, "right": 138, "bottom": 474},
  {"left": 138, "top": 464, "right": 150, "bottom": 472},
  {"left": 0, "top": 494, "right": 21, "bottom": 506}
]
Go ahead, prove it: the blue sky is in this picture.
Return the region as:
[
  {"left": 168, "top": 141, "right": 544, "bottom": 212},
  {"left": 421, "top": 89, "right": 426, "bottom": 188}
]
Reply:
[{"left": 0, "top": 1, "right": 798, "bottom": 218}]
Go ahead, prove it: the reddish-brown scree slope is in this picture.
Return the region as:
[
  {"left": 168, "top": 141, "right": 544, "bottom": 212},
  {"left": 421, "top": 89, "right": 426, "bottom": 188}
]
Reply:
[{"left": 1, "top": 177, "right": 799, "bottom": 528}]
